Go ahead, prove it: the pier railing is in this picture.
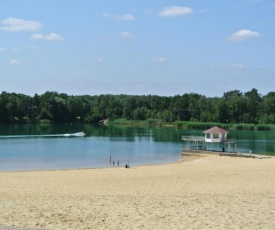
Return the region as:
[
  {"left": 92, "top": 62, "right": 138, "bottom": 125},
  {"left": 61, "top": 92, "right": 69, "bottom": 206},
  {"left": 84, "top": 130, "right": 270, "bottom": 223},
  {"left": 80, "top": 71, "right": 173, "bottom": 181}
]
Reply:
[
  {"left": 221, "top": 138, "right": 237, "bottom": 143},
  {"left": 182, "top": 136, "right": 237, "bottom": 143},
  {"left": 181, "top": 136, "right": 205, "bottom": 142}
]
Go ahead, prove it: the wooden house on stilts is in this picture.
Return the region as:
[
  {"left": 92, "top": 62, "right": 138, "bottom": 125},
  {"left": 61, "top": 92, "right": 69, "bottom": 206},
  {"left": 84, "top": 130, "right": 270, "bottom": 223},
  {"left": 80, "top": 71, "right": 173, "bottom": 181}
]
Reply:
[{"left": 182, "top": 126, "right": 237, "bottom": 153}]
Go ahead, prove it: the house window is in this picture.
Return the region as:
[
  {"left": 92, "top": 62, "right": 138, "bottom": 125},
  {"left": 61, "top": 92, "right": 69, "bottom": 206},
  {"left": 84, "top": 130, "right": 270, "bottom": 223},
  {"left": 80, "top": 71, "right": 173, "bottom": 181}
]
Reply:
[
  {"left": 213, "top": 133, "right": 219, "bottom": 139},
  {"left": 206, "top": 133, "right": 210, "bottom": 139}
]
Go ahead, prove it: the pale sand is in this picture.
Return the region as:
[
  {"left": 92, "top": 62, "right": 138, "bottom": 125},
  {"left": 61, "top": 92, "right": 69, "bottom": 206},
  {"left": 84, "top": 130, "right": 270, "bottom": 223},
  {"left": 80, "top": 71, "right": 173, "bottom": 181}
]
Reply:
[{"left": 1, "top": 155, "right": 275, "bottom": 230}]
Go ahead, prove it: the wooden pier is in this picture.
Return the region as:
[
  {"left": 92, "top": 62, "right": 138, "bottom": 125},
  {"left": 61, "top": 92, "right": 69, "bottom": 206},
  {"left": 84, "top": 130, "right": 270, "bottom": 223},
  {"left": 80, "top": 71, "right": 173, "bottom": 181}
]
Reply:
[
  {"left": 181, "top": 150, "right": 272, "bottom": 159},
  {"left": 219, "top": 152, "right": 271, "bottom": 159},
  {"left": 181, "top": 127, "right": 272, "bottom": 159}
]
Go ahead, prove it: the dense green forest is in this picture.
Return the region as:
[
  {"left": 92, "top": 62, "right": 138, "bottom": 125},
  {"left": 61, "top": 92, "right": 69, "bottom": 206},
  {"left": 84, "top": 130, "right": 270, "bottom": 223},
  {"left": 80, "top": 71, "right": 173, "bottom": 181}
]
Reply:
[{"left": 1, "top": 88, "right": 275, "bottom": 127}]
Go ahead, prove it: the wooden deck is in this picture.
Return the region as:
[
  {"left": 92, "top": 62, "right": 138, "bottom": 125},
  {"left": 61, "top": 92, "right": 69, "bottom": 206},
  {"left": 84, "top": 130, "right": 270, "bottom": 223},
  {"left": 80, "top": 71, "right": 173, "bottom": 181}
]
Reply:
[{"left": 181, "top": 150, "right": 272, "bottom": 159}]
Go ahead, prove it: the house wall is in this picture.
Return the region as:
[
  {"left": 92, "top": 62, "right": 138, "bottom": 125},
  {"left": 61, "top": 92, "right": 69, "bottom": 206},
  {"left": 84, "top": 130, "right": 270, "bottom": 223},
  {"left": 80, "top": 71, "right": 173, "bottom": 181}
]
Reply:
[{"left": 205, "top": 133, "right": 227, "bottom": 143}]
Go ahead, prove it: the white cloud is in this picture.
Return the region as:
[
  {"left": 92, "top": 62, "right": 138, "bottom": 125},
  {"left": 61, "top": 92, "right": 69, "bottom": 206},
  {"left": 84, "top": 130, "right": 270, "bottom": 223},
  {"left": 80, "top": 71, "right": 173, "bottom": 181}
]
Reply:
[
  {"left": 12, "top": 48, "right": 20, "bottom": 52},
  {"left": 258, "top": 66, "right": 266, "bottom": 69},
  {"left": 28, "top": 46, "right": 39, "bottom": 50},
  {"left": 102, "top": 13, "right": 135, "bottom": 20},
  {"left": 0, "top": 48, "right": 5, "bottom": 52},
  {"left": 144, "top": 8, "right": 153, "bottom": 15},
  {"left": 152, "top": 57, "right": 167, "bottom": 62},
  {"left": 45, "top": 33, "right": 64, "bottom": 41},
  {"left": 9, "top": 59, "right": 20, "bottom": 65},
  {"left": 228, "top": 29, "right": 262, "bottom": 41},
  {"left": 230, "top": 64, "right": 247, "bottom": 69},
  {"left": 102, "top": 13, "right": 112, "bottom": 18},
  {"left": 30, "top": 33, "right": 44, "bottom": 40},
  {"left": 117, "top": 14, "right": 135, "bottom": 20},
  {"left": 159, "top": 6, "right": 193, "bottom": 17},
  {"left": 27, "top": 46, "right": 39, "bottom": 53},
  {"left": 120, "top": 31, "right": 133, "bottom": 39},
  {"left": 30, "top": 33, "right": 64, "bottom": 41},
  {"left": 0, "top": 17, "right": 41, "bottom": 32},
  {"left": 97, "top": 58, "right": 104, "bottom": 62}
]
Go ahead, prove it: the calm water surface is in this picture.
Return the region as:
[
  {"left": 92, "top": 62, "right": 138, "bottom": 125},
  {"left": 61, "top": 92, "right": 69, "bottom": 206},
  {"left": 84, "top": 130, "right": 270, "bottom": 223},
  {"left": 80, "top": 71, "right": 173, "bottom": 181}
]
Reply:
[{"left": 0, "top": 124, "right": 275, "bottom": 171}]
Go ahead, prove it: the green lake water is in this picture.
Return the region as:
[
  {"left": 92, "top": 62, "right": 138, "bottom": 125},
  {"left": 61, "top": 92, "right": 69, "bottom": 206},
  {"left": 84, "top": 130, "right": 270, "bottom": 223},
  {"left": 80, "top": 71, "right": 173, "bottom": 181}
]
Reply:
[{"left": 0, "top": 124, "right": 274, "bottom": 171}]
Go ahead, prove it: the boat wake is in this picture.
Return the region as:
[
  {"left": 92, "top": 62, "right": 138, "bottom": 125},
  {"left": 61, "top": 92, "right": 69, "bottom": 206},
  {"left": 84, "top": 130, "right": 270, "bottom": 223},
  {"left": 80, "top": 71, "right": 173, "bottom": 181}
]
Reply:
[
  {"left": 63, "top": 132, "right": 86, "bottom": 137},
  {"left": 0, "top": 132, "right": 86, "bottom": 139}
]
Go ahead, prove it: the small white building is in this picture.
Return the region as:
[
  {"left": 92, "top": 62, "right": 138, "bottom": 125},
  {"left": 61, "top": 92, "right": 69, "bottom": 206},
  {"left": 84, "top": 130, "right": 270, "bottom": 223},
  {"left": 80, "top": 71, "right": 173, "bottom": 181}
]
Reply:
[
  {"left": 203, "top": 126, "right": 228, "bottom": 143},
  {"left": 182, "top": 126, "right": 237, "bottom": 153}
]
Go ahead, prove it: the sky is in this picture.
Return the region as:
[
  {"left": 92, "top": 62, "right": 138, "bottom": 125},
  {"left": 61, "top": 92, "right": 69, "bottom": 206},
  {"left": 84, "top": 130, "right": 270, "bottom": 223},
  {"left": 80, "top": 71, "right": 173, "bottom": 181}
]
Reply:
[{"left": 0, "top": 0, "right": 275, "bottom": 97}]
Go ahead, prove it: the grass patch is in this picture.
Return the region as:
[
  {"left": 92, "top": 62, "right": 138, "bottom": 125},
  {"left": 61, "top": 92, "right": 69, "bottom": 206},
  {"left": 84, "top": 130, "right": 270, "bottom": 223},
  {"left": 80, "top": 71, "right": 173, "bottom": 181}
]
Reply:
[
  {"left": 111, "top": 119, "right": 275, "bottom": 132},
  {"left": 174, "top": 121, "right": 230, "bottom": 130}
]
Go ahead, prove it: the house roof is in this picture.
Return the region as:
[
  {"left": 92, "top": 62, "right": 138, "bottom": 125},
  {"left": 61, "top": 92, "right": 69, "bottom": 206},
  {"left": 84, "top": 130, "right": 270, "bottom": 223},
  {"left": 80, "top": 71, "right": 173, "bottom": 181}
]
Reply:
[{"left": 203, "top": 126, "right": 228, "bottom": 134}]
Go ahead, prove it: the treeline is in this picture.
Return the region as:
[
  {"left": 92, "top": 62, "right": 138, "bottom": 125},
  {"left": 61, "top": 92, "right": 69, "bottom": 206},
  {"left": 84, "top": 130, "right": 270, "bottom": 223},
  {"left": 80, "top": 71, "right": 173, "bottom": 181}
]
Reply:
[{"left": 0, "top": 88, "right": 275, "bottom": 125}]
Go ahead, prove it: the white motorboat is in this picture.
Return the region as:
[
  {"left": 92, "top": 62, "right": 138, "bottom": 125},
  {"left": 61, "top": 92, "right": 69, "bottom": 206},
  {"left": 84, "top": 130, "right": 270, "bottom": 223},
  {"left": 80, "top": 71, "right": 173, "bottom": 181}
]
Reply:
[{"left": 63, "top": 132, "right": 86, "bottom": 137}]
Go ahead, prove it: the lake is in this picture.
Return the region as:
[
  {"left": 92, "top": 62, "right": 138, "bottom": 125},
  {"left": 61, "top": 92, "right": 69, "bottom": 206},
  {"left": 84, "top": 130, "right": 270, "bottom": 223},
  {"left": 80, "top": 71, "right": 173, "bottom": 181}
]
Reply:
[{"left": 0, "top": 124, "right": 275, "bottom": 171}]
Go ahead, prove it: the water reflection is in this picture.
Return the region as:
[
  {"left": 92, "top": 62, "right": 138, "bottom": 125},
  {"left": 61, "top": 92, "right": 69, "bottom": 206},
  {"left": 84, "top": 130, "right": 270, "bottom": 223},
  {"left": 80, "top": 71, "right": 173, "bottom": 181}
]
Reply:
[{"left": 0, "top": 124, "right": 275, "bottom": 171}]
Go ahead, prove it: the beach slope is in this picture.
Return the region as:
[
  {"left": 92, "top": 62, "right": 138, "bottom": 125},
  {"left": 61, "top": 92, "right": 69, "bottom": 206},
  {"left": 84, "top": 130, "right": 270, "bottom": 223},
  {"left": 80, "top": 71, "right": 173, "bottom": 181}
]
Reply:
[{"left": 0, "top": 155, "right": 275, "bottom": 230}]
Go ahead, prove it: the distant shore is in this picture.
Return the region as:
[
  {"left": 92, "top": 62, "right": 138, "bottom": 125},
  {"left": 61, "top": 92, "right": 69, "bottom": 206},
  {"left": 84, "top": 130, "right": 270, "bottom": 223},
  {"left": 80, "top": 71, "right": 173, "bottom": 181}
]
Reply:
[{"left": 1, "top": 154, "right": 275, "bottom": 230}]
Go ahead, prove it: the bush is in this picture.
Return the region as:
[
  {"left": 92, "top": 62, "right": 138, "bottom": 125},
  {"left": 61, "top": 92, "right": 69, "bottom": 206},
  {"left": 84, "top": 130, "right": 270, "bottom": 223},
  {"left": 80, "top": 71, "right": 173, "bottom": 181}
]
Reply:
[
  {"left": 231, "top": 123, "right": 255, "bottom": 130},
  {"left": 39, "top": 119, "right": 51, "bottom": 124},
  {"left": 255, "top": 124, "right": 275, "bottom": 131},
  {"left": 184, "top": 122, "right": 229, "bottom": 130}
]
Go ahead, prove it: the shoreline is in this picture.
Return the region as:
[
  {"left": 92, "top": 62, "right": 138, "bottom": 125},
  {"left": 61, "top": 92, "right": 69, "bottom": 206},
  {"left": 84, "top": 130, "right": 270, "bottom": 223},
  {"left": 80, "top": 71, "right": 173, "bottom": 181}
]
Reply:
[
  {"left": 0, "top": 156, "right": 184, "bottom": 174},
  {"left": 0, "top": 153, "right": 205, "bottom": 174},
  {"left": 1, "top": 151, "right": 271, "bottom": 174},
  {"left": 1, "top": 154, "right": 275, "bottom": 230}
]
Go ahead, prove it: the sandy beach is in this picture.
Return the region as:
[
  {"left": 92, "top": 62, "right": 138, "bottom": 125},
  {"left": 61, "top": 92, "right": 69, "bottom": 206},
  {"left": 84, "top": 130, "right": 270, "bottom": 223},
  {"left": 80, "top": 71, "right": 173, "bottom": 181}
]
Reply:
[{"left": 0, "top": 154, "right": 275, "bottom": 230}]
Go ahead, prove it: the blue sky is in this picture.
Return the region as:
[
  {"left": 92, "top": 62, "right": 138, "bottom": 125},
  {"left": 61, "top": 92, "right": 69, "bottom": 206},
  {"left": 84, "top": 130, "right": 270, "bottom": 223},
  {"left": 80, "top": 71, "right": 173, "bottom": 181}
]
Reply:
[{"left": 0, "top": 0, "right": 274, "bottom": 97}]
